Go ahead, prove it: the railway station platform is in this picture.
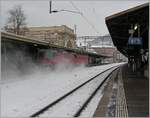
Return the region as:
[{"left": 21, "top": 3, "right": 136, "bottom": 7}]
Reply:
[{"left": 94, "top": 64, "right": 149, "bottom": 117}]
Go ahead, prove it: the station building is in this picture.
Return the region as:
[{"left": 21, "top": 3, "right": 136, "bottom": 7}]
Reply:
[{"left": 23, "top": 25, "right": 76, "bottom": 48}]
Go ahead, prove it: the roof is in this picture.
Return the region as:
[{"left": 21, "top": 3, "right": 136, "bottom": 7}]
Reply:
[
  {"left": 106, "top": 3, "right": 149, "bottom": 20},
  {"left": 1, "top": 32, "right": 107, "bottom": 58},
  {"left": 1, "top": 31, "right": 48, "bottom": 46},
  {"left": 105, "top": 3, "right": 149, "bottom": 57},
  {"left": 27, "top": 25, "right": 74, "bottom": 34}
]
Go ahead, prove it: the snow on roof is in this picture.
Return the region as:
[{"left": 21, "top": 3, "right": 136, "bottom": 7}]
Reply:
[{"left": 91, "top": 45, "right": 114, "bottom": 48}]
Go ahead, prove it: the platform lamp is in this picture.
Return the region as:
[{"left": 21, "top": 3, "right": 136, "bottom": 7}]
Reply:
[
  {"left": 134, "top": 23, "right": 140, "bottom": 37},
  {"left": 134, "top": 24, "right": 138, "bottom": 30}
]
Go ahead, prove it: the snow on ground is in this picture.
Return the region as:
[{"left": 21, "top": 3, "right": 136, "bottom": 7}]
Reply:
[
  {"left": 39, "top": 67, "right": 117, "bottom": 117},
  {"left": 80, "top": 74, "right": 112, "bottom": 117},
  {"left": 1, "top": 62, "right": 125, "bottom": 117}
]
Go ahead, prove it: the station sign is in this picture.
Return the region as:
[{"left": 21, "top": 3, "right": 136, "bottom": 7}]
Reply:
[{"left": 128, "top": 37, "right": 142, "bottom": 45}]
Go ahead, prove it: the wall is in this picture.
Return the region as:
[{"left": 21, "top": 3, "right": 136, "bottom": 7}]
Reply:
[{"left": 24, "top": 25, "right": 76, "bottom": 48}]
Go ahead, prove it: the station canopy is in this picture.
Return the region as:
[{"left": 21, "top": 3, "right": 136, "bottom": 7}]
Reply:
[{"left": 105, "top": 3, "right": 149, "bottom": 57}]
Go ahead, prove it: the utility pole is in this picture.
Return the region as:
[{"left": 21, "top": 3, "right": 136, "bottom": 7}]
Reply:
[
  {"left": 74, "top": 24, "right": 77, "bottom": 36},
  {"left": 74, "top": 24, "right": 77, "bottom": 47},
  {"left": 74, "top": 24, "right": 77, "bottom": 40},
  {"left": 49, "top": 1, "right": 52, "bottom": 13},
  {"left": 84, "top": 36, "right": 87, "bottom": 51}
]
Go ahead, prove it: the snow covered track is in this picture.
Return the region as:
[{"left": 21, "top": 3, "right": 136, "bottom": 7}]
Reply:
[
  {"left": 74, "top": 67, "right": 118, "bottom": 117},
  {"left": 31, "top": 65, "right": 120, "bottom": 117}
]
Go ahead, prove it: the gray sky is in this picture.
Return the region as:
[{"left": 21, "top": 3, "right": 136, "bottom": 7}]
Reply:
[{"left": 1, "top": 0, "right": 149, "bottom": 36}]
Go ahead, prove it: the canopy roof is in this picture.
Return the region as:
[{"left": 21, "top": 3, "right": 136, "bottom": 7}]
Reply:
[
  {"left": 1, "top": 32, "right": 107, "bottom": 58},
  {"left": 105, "top": 3, "right": 149, "bottom": 57}
]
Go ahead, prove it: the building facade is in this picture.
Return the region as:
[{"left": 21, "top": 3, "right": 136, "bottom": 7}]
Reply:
[
  {"left": 77, "top": 35, "right": 127, "bottom": 63},
  {"left": 24, "top": 25, "right": 76, "bottom": 48}
]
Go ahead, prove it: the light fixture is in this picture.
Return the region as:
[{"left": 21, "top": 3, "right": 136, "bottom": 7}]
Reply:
[
  {"left": 134, "top": 24, "right": 138, "bottom": 30},
  {"left": 34, "top": 44, "right": 38, "bottom": 46}
]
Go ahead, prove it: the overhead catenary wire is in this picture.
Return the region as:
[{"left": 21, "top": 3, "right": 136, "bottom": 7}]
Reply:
[
  {"left": 60, "top": 9, "right": 83, "bottom": 15},
  {"left": 70, "top": 1, "right": 100, "bottom": 35},
  {"left": 49, "top": 1, "right": 82, "bottom": 15}
]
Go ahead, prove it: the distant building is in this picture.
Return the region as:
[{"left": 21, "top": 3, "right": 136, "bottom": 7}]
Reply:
[
  {"left": 88, "top": 35, "right": 114, "bottom": 47},
  {"left": 77, "top": 35, "right": 127, "bottom": 62},
  {"left": 77, "top": 35, "right": 115, "bottom": 55},
  {"left": 77, "top": 35, "right": 114, "bottom": 48},
  {"left": 24, "top": 25, "right": 76, "bottom": 48}
]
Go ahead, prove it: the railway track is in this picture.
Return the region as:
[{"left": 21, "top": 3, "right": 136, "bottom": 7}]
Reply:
[{"left": 30, "top": 65, "right": 120, "bottom": 117}]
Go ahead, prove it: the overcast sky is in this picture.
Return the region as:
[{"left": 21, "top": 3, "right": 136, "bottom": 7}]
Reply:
[{"left": 1, "top": 0, "right": 149, "bottom": 36}]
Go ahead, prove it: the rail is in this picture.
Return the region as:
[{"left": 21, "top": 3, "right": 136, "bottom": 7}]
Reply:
[{"left": 30, "top": 65, "right": 120, "bottom": 117}]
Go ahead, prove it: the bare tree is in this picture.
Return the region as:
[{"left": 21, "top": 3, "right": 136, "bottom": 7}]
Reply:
[{"left": 4, "top": 5, "right": 27, "bottom": 35}]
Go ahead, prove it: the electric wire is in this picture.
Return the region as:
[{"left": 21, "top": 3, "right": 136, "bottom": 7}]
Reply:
[{"left": 70, "top": 1, "right": 100, "bottom": 35}]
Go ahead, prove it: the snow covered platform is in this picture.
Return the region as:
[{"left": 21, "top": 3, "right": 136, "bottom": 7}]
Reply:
[{"left": 94, "top": 64, "right": 149, "bottom": 117}]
